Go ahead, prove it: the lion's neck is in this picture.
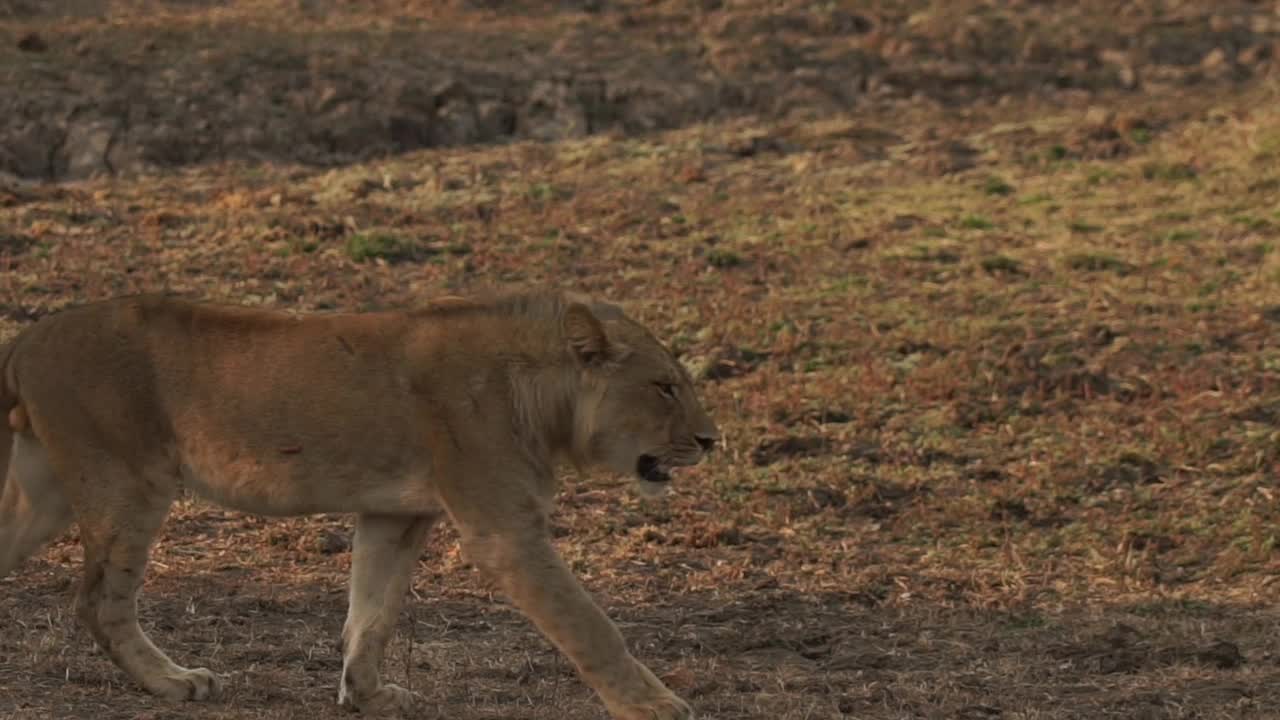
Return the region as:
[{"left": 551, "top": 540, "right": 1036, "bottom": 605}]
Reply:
[
  {"left": 406, "top": 308, "right": 581, "bottom": 476},
  {"left": 505, "top": 360, "right": 578, "bottom": 472}
]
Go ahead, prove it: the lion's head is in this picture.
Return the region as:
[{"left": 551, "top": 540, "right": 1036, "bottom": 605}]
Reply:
[{"left": 562, "top": 299, "right": 719, "bottom": 494}]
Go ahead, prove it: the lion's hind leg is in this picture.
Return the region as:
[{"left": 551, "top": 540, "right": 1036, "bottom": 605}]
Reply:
[
  {"left": 0, "top": 432, "right": 73, "bottom": 578},
  {"left": 69, "top": 460, "right": 222, "bottom": 701}
]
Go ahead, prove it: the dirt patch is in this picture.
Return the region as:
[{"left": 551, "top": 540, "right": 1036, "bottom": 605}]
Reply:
[
  {"left": 750, "top": 434, "right": 832, "bottom": 466},
  {"left": 771, "top": 406, "right": 854, "bottom": 427},
  {"left": 3, "top": 0, "right": 1278, "bottom": 180},
  {"left": 698, "top": 345, "right": 770, "bottom": 381},
  {"left": 1090, "top": 451, "right": 1165, "bottom": 492},
  {"left": 762, "top": 484, "right": 849, "bottom": 519},
  {"left": 1052, "top": 623, "right": 1248, "bottom": 675},
  {"left": 850, "top": 479, "right": 926, "bottom": 520}
]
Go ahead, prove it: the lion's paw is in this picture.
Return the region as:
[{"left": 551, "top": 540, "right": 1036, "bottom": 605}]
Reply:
[
  {"left": 614, "top": 693, "right": 694, "bottom": 720},
  {"left": 339, "top": 682, "right": 422, "bottom": 716},
  {"left": 153, "top": 666, "right": 223, "bottom": 701}
]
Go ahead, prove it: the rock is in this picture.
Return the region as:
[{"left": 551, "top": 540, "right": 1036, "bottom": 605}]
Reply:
[
  {"left": 16, "top": 32, "right": 46, "bottom": 52},
  {"left": 475, "top": 100, "right": 516, "bottom": 141},
  {"left": 1084, "top": 105, "right": 1116, "bottom": 129},
  {"left": 1022, "top": 37, "right": 1053, "bottom": 63},
  {"left": 62, "top": 120, "right": 118, "bottom": 179},
  {"left": 1117, "top": 64, "right": 1139, "bottom": 89},
  {"left": 313, "top": 83, "right": 346, "bottom": 112},
  {"left": 1, "top": 3, "right": 1259, "bottom": 183},
  {"left": 917, "top": 139, "right": 979, "bottom": 175},
  {"left": 0, "top": 123, "right": 58, "bottom": 179},
  {"left": 1238, "top": 44, "right": 1272, "bottom": 67},
  {"left": 817, "top": 10, "right": 873, "bottom": 35},
  {"left": 430, "top": 83, "right": 480, "bottom": 146},
  {"left": 1098, "top": 48, "right": 1131, "bottom": 67},
  {"left": 750, "top": 436, "right": 831, "bottom": 466},
  {"left": 388, "top": 114, "right": 434, "bottom": 150},
  {"left": 521, "top": 78, "right": 590, "bottom": 140},
  {"left": 1200, "top": 47, "right": 1231, "bottom": 72},
  {"left": 1100, "top": 49, "right": 1141, "bottom": 89},
  {"left": 678, "top": 164, "right": 707, "bottom": 183},
  {"left": 695, "top": 345, "right": 769, "bottom": 381},
  {"left": 317, "top": 101, "right": 386, "bottom": 156},
  {"left": 1196, "top": 640, "right": 1244, "bottom": 669},
  {"left": 138, "top": 123, "right": 207, "bottom": 167},
  {"left": 315, "top": 529, "right": 350, "bottom": 555},
  {"left": 431, "top": 100, "right": 478, "bottom": 146},
  {"left": 0, "top": 170, "right": 35, "bottom": 192}
]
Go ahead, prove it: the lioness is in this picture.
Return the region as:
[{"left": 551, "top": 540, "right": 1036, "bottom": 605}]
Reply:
[{"left": 0, "top": 289, "right": 718, "bottom": 720}]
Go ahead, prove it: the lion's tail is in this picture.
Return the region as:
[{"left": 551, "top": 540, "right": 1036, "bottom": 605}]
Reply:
[
  {"left": 1, "top": 336, "right": 23, "bottom": 575},
  {"left": 0, "top": 336, "right": 20, "bottom": 572},
  {"left": 0, "top": 334, "right": 70, "bottom": 579},
  {"left": 0, "top": 335, "right": 17, "bottom": 502},
  {"left": 0, "top": 332, "right": 74, "bottom": 578}
]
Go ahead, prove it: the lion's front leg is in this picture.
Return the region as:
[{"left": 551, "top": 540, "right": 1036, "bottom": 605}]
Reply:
[
  {"left": 460, "top": 523, "right": 692, "bottom": 720},
  {"left": 339, "top": 513, "right": 439, "bottom": 716}
]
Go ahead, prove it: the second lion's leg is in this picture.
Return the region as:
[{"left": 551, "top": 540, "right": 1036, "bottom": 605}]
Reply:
[
  {"left": 74, "top": 469, "right": 222, "bottom": 701},
  {"left": 338, "top": 512, "right": 439, "bottom": 715}
]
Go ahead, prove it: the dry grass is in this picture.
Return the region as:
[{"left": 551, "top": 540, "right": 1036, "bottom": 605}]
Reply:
[{"left": 4, "top": 1, "right": 1280, "bottom": 719}]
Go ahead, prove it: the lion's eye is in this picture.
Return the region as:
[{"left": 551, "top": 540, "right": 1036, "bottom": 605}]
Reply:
[{"left": 654, "top": 382, "right": 677, "bottom": 399}]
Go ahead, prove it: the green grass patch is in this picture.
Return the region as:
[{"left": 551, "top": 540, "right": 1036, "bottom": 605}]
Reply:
[
  {"left": 707, "top": 249, "right": 745, "bottom": 268},
  {"left": 1068, "top": 220, "right": 1104, "bottom": 234},
  {"left": 1127, "top": 598, "right": 1215, "bottom": 617},
  {"left": 525, "top": 182, "right": 573, "bottom": 202},
  {"left": 959, "top": 214, "right": 994, "bottom": 230},
  {"left": 1002, "top": 611, "right": 1048, "bottom": 630},
  {"left": 345, "top": 232, "right": 422, "bottom": 263},
  {"left": 1232, "top": 214, "right": 1273, "bottom": 232},
  {"left": 1065, "top": 252, "right": 1134, "bottom": 275},
  {"left": 1153, "top": 210, "right": 1193, "bottom": 223},
  {"left": 1163, "top": 229, "right": 1201, "bottom": 244},
  {"left": 981, "top": 255, "right": 1024, "bottom": 276},
  {"left": 983, "top": 176, "right": 1015, "bottom": 196},
  {"left": 1085, "top": 169, "right": 1118, "bottom": 186},
  {"left": 1142, "top": 162, "right": 1197, "bottom": 182},
  {"left": 1254, "top": 129, "right": 1280, "bottom": 160}
]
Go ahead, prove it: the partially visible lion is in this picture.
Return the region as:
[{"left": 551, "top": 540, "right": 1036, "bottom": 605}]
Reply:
[{"left": 0, "top": 289, "right": 719, "bottom": 720}]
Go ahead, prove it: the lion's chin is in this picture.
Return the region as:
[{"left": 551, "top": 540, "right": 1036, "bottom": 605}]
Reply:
[{"left": 635, "top": 453, "right": 671, "bottom": 483}]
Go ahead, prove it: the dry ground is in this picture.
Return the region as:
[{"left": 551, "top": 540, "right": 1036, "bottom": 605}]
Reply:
[{"left": 3, "top": 1, "right": 1280, "bottom": 719}]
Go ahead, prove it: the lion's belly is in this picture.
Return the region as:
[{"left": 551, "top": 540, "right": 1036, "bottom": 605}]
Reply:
[{"left": 175, "top": 440, "right": 440, "bottom": 517}]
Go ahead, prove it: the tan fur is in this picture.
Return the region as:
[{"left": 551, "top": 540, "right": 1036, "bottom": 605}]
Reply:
[{"left": 0, "top": 289, "right": 718, "bottom": 720}]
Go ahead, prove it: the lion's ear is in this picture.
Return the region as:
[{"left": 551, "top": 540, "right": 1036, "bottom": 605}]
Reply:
[{"left": 565, "top": 302, "right": 609, "bottom": 365}]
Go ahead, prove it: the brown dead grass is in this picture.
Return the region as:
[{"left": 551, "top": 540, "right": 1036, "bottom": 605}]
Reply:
[{"left": 4, "top": 2, "right": 1280, "bottom": 719}]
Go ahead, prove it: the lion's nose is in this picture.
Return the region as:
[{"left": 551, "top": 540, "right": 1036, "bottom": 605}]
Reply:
[{"left": 695, "top": 434, "right": 719, "bottom": 453}]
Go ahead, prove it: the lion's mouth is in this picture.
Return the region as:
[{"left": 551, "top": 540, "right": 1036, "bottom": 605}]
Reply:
[{"left": 636, "top": 454, "right": 671, "bottom": 483}]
